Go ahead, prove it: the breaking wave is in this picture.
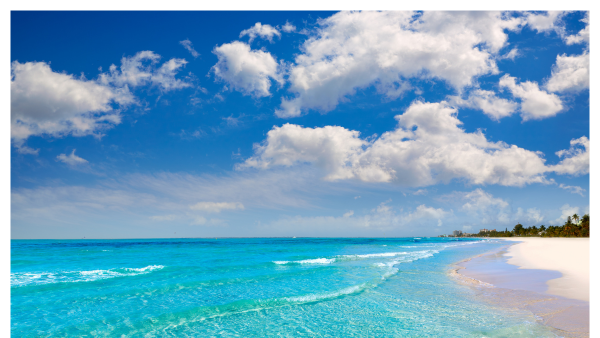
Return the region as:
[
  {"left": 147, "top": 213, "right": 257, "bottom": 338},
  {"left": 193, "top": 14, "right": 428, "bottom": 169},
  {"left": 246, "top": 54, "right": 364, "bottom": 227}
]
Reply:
[{"left": 11, "top": 265, "right": 164, "bottom": 287}]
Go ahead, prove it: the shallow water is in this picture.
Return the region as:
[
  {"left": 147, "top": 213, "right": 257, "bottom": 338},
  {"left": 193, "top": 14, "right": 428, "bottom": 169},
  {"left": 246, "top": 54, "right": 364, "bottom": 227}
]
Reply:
[
  {"left": 11, "top": 238, "right": 558, "bottom": 337},
  {"left": 457, "top": 246, "right": 589, "bottom": 337}
]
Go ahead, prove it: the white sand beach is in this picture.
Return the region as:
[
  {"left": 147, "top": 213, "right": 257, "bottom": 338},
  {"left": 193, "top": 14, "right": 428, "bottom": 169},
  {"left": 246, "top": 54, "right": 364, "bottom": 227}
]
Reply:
[
  {"left": 503, "top": 238, "right": 589, "bottom": 302},
  {"left": 455, "top": 238, "right": 590, "bottom": 336}
]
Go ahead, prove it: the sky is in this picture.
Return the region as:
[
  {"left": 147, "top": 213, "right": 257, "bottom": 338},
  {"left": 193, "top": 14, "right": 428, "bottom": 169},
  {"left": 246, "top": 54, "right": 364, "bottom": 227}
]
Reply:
[{"left": 10, "top": 11, "right": 590, "bottom": 239}]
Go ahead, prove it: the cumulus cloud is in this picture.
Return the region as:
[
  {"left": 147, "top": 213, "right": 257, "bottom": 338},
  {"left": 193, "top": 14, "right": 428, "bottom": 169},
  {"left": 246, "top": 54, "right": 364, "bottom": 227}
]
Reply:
[
  {"left": 240, "top": 123, "right": 366, "bottom": 181},
  {"left": 449, "top": 89, "right": 518, "bottom": 121},
  {"left": 442, "top": 189, "right": 551, "bottom": 227},
  {"left": 565, "top": 12, "right": 589, "bottom": 45},
  {"left": 281, "top": 21, "right": 296, "bottom": 33},
  {"left": 524, "top": 11, "right": 566, "bottom": 34},
  {"left": 243, "top": 101, "right": 588, "bottom": 188},
  {"left": 558, "top": 184, "right": 585, "bottom": 196},
  {"left": 11, "top": 51, "right": 192, "bottom": 153},
  {"left": 180, "top": 39, "right": 200, "bottom": 58},
  {"left": 551, "top": 136, "right": 589, "bottom": 175},
  {"left": 545, "top": 52, "right": 589, "bottom": 93},
  {"left": 11, "top": 61, "right": 133, "bottom": 153},
  {"left": 277, "top": 11, "right": 524, "bottom": 117},
  {"left": 552, "top": 204, "right": 579, "bottom": 224},
  {"left": 239, "top": 22, "right": 281, "bottom": 43},
  {"left": 499, "top": 75, "right": 563, "bottom": 121},
  {"left": 245, "top": 101, "right": 551, "bottom": 187},
  {"left": 455, "top": 189, "right": 511, "bottom": 224},
  {"left": 56, "top": 149, "right": 88, "bottom": 166},
  {"left": 189, "top": 202, "right": 244, "bottom": 213},
  {"left": 98, "top": 51, "right": 192, "bottom": 92},
  {"left": 212, "top": 41, "right": 283, "bottom": 98},
  {"left": 514, "top": 207, "right": 545, "bottom": 224}
]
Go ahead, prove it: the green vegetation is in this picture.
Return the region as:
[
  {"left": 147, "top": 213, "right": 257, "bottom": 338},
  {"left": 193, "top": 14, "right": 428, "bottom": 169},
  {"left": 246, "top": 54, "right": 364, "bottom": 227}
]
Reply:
[{"left": 478, "top": 213, "right": 589, "bottom": 238}]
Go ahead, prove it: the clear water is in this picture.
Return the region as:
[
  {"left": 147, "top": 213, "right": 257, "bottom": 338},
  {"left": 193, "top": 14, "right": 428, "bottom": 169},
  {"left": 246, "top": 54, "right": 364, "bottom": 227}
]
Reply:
[{"left": 11, "top": 238, "right": 557, "bottom": 337}]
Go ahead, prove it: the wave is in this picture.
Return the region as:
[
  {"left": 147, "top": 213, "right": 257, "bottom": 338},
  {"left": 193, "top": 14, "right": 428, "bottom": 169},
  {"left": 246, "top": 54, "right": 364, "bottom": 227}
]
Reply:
[
  {"left": 52, "top": 249, "right": 441, "bottom": 335},
  {"left": 274, "top": 249, "right": 440, "bottom": 265},
  {"left": 274, "top": 251, "right": 412, "bottom": 265},
  {"left": 284, "top": 283, "right": 367, "bottom": 302},
  {"left": 273, "top": 258, "right": 335, "bottom": 265},
  {"left": 61, "top": 278, "right": 374, "bottom": 336},
  {"left": 114, "top": 250, "right": 441, "bottom": 334},
  {"left": 341, "top": 251, "right": 408, "bottom": 259},
  {"left": 11, "top": 265, "right": 164, "bottom": 287}
]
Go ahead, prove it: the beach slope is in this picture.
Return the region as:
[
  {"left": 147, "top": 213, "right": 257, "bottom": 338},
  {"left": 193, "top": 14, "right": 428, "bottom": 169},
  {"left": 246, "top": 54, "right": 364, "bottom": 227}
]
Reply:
[{"left": 503, "top": 237, "right": 589, "bottom": 301}]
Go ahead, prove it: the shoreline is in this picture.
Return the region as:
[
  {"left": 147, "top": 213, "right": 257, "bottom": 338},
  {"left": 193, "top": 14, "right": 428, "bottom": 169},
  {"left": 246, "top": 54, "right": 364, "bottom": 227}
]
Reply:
[{"left": 451, "top": 238, "right": 589, "bottom": 337}]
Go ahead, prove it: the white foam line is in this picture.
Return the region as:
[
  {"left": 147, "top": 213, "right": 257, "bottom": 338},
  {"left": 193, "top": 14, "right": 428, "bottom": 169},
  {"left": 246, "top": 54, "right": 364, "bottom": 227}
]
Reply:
[
  {"left": 11, "top": 265, "right": 165, "bottom": 287},
  {"left": 274, "top": 249, "right": 439, "bottom": 266}
]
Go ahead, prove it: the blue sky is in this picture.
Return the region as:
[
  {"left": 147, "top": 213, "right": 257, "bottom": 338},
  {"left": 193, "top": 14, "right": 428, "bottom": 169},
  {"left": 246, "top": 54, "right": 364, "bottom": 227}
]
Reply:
[{"left": 10, "top": 11, "right": 589, "bottom": 239}]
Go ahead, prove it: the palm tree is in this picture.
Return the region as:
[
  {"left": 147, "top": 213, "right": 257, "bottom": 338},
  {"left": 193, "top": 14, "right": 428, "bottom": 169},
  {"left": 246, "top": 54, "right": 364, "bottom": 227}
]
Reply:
[
  {"left": 573, "top": 213, "right": 580, "bottom": 225},
  {"left": 563, "top": 222, "right": 574, "bottom": 237}
]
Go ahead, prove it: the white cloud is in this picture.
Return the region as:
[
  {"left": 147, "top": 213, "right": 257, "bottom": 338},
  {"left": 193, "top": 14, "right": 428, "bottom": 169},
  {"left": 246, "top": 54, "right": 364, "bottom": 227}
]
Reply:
[
  {"left": 442, "top": 189, "right": 552, "bottom": 227},
  {"left": 98, "top": 51, "right": 192, "bottom": 92},
  {"left": 500, "top": 48, "right": 520, "bottom": 60},
  {"left": 558, "top": 184, "right": 585, "bottom": 196},
  {"left": 456, "top": 189, "right": 510, "bottom": 225},
  {"left": 11, "top": 168, "right": 345, "bottom": 238},
  {"left": 56, "top": 149, "right": 88, "bottom": 166},
  {"left": 244, "top": 101, "right": 565, "bottom": 187},
  {"left": 189, "top": 202, "right": 244, "bottom": 213},
  {"left": 277, "top": 11, "right": 524, "bottom": 117},
  {"left": 499, "top": 74, "right": 563, "bottom": 121},
  {"left": 449, "top": 89, "right": 518, "bottom": 121},
  {"left": 552, "top": 204, "right": 579, "bottom": 225},
  {"left": 545, "top": 52, "right": 589, "bottom": 93},
  {"left": 239, "top": 22, "right": 281, "bottom": 43},
  {"left": 460, "top": 189, "right": 509, "bottom": 212},
  {"left": 240, "top": 123, "right": 366, "bottom": 181},
  {"left": 11, "top": 51, "right": 192, "bottom": 153},
  {"left": 515, "top": 207, "right": 545, "bottom": 224},
  {"left": 565, "top": 13, "right": 589, "bottom": 45},
  {"left": 403, "top": 204, "right": 449, "bottom": 224},
  {"left": 524, "top": 11, "right": 566, "bottom": 34},
  {"left": 180, "top": 39, "right": 200, "bottom": 58},
  {"left": 11, "top": 61, "right": 133, "bottom": 153},
  {"left": 211, "top": 41, "right": 283, "bottom": 98},
  {"left": 413, "top": 189, "right": 428, "bottom": 196},
  {"left": 551, "top": 136, "right": 589, "bottom": 175},
  {"left": 281, "top": 21, "right": 296, "bottom": 33},
  {"left": 263, "top": 201, "right": 450, "bottom": 236}
]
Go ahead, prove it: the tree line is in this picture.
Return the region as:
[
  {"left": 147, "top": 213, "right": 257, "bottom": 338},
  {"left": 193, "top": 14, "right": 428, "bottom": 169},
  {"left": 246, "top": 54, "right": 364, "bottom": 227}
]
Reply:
[{"left": 478, "top": 213, "right": 589, "bottom": 237}]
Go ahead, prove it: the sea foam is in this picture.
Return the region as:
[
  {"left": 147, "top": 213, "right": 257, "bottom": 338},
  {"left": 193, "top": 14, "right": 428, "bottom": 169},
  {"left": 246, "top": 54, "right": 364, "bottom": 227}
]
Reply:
[{"left": 11, "top": 265, "right": 164, "bottom": 287}]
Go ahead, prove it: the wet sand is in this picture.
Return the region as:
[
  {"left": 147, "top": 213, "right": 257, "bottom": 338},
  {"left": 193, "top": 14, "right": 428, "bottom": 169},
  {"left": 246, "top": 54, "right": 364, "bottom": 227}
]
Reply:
[
  {"left": 452, "top": 240, "right": 589, "bottom": 337},
  {"left": 503, "top": 238, "right": 589, "bottom": 301}
]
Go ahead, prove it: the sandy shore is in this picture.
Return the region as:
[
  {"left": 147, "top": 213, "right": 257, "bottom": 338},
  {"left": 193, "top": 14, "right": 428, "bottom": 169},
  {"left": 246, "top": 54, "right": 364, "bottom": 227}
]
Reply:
[
  {"left": 453, "top": 238, "right": 590, "bottom": 337},
  {"left": 503, "top": 237, "right": 589, "bottom": 301}
]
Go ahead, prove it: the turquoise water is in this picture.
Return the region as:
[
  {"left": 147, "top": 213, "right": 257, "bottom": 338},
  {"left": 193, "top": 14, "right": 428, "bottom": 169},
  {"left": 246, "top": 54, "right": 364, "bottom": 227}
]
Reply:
[{"left": 11, "top": 238, "right": 557, "bottom": 337}]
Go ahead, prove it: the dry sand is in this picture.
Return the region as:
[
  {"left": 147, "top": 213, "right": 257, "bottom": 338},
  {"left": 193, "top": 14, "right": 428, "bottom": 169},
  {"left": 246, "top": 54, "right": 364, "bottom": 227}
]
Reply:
[
  {"left": 503, "top": 237, "right": 589, "bottom": 302},
  {"left": 453, "top": 238, "right": 590, "bottom": 337}
]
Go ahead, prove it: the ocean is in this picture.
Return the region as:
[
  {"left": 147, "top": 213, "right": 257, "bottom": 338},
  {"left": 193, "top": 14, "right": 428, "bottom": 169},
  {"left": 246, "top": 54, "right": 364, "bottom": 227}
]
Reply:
[{"left": 11, "top": 238, "right": 558, "bottom": 337}]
